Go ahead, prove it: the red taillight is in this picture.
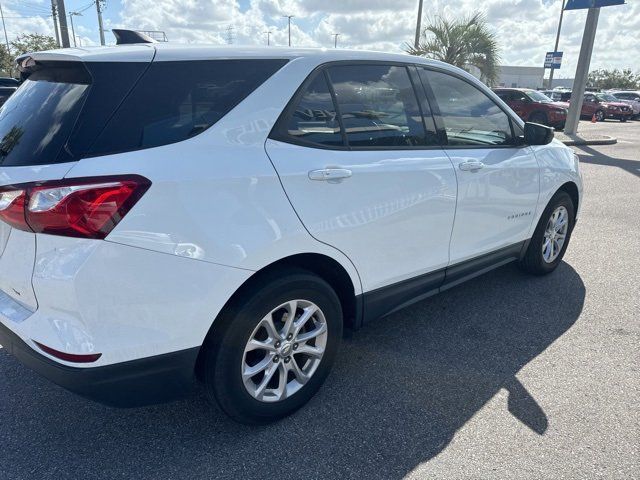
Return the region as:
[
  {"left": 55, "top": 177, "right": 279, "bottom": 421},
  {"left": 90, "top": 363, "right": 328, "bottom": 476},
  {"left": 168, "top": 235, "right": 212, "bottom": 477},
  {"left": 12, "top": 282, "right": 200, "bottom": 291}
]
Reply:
[
  {"left": 0, "top": 175, "right": 151, "bottom": 239},
  {"left": 0, "top": 189, "right": 29, "bottom": 231}
]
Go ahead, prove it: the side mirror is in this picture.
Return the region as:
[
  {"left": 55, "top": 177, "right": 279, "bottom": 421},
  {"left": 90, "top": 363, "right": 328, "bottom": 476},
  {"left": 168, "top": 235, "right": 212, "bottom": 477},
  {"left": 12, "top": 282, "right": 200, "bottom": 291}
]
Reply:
[{"left": 524, "top": 122, "right": 554, "bottom": 145}]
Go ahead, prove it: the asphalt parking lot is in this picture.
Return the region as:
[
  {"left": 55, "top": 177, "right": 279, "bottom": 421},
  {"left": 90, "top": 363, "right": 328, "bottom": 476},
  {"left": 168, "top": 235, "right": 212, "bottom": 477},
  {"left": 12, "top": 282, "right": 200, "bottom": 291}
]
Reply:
[{"left": 1, "top": 120, "right": 638, "bottom": 480}]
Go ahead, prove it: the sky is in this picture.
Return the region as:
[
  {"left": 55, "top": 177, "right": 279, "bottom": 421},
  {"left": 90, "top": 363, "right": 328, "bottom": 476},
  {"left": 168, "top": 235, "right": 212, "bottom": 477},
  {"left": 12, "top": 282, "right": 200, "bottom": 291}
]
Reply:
[{"left": 3, "top": 0, "right": 639, "bottom": 79}]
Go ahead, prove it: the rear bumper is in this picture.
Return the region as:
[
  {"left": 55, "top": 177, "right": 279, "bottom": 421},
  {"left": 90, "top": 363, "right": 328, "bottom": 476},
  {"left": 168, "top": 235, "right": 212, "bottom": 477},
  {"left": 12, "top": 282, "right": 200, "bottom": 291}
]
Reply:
[{"left": 0, "top": 320, "right": 200, "bottom": 407}]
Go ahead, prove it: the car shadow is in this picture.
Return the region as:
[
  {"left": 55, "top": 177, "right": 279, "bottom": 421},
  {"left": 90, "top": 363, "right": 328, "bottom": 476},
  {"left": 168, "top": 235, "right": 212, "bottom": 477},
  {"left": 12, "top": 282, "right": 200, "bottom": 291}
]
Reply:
[
  {"left": 574, "top": 144, "right": 640, "bottom": 178},
  {"left": 0, "top": 261, "right": 585, "bottom": 479}
]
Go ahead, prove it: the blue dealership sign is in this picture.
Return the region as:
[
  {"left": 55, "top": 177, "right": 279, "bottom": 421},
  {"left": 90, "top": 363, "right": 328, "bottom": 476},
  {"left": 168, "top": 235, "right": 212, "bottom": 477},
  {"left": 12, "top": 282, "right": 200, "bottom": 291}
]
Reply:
[
  {"left": 544, "top": 51, "right": 563, "bottom": 69},
  {"left": 565, "top": 0, "right": 625, "bottom": 10}
]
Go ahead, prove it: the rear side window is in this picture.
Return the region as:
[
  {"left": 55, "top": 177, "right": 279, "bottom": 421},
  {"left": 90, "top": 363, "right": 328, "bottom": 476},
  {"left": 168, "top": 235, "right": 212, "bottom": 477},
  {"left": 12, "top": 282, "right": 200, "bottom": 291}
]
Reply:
[
  {"left": 284, "top": 72, "right": 343, "bottom": 147},
  {"left": 89, "top": 59, "right": 287, "bottom": 157},
  {"left": 0, "top": 63, "right": 90, "bottom": 167},
  {"left": 327, "top": 65, "right": 430, "bottom": 148},
  {"left": 421, "top": 69, "right": 515, "bottom": 147}
]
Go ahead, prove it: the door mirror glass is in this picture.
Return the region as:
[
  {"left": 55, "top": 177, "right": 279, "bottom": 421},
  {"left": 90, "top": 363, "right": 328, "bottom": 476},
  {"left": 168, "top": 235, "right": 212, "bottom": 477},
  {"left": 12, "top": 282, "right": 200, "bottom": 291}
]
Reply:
[{"left": 524, "top": 122, "right": 554, "bottom": 145}]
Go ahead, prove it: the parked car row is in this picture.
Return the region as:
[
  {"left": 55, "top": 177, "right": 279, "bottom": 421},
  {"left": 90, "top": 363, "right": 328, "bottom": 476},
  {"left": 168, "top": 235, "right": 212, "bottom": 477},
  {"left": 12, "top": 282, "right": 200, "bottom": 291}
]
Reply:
[
  {"left": 0, "top": 77, "right": 19, "bottom": 107},
  {"left": 496, "top": 87, "right": 638, "bottom": 130},
  {"left": 534, "top": 88, "right": 638, "bottom": 126}
]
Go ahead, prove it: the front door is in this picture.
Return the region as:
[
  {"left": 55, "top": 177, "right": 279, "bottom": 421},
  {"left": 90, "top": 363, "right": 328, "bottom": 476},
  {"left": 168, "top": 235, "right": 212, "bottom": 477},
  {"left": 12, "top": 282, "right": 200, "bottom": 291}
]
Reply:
[
  {"left": 265, "top": 63, "right": 458, "bottom": 294},
  {"left": 418, "top": 68, "right": 540, "bottom": 265}
]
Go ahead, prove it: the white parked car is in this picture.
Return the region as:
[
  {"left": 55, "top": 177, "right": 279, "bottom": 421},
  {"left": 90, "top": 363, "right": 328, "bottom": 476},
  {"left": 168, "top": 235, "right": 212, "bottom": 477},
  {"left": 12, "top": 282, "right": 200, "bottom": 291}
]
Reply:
[
  {"left": 0, "top": 39, "right": 582, "bottom": 424},
  {"left": 610, "top": 91, "right": 640, "bottom": 119}
]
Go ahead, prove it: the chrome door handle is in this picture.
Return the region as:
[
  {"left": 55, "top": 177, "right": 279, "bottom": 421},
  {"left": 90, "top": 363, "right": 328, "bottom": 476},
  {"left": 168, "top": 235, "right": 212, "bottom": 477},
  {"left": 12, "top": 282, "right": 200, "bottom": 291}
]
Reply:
[
  {"left": 458, "top": 161, "right": 485, "bottom": 172},
  {"left": 308, "top": 168, "right": 353, "bottom": 181}
]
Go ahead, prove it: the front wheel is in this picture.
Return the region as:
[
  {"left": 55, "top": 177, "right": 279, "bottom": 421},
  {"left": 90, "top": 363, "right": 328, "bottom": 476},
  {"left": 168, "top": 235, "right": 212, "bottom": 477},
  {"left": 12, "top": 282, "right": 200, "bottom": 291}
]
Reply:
[
  {"left": 519, "top": 191, "right": 575, "bottom": 275},
  {"left": 202, "top": 269, "right": 343, "bottom": 424},
  {"left": 595, "top": 110, "right": 605, "bottom": 122}
]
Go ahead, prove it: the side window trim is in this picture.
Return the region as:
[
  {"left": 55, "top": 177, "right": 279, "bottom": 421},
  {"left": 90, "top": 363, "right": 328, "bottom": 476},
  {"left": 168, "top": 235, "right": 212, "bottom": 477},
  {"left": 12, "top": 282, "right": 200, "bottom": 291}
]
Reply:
[
  {"left": 323, "top": 69, "right": 350, "bottom": 148},
  {"left": 406, "top": 66, "right": 443, "bottom": 147},
  {"left": 417, "top": 66, "right": 525, "bottom": 150}
]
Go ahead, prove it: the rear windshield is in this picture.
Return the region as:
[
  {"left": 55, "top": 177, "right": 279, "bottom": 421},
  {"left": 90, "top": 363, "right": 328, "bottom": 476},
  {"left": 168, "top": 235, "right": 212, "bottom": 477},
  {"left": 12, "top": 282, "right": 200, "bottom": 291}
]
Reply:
[
  {"left": 0, "top": 63, "right": 90, "bottom": 167},
  {"left": 0, "top": 59, "right": 287, "bottom": 166}
]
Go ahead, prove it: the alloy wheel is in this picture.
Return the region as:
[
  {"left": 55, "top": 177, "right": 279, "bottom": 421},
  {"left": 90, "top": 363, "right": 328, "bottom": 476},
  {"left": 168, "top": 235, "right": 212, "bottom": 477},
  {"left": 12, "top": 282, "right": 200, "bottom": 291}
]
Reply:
[
  {"left": 242, "top": 299, "right": 328, "bottom": 403},
  {"left": 542, "top": 206, "right": 569, "bottom": 263}
]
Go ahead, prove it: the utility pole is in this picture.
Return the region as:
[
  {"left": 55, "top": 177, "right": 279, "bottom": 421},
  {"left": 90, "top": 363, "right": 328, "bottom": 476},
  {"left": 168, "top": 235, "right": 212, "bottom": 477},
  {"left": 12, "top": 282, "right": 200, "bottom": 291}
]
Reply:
[
  {"left": 68, "top": 11, "right": 82, "bottom": 48},
  {"left": 263, "top": 30, "right": 271, "bottom": 46},
  {"left": 332, "top": 33, "right": 339, "bottom": 48},
  {"left": 50, "top": 0, "right": 61, "bottom": 47},
  {"left": 57, "top": 0, "right": 71, "bottom": 48},
  {"left": 96, "top": 0, "right": 106, "bottom": 46},
  {"left": 414, "top": 0, "right": 424, "bottom": 48},
  {"left": 283, "top": 15, "right": 294, "bottom": 47},
  {"left": 548, "top": 0, "right": 566, "bottom": 88},
  {"left": 225, "top": 25, "right": 234, "bottom": 45},
  {"left": 0, "top": 1, "right": 10, "bottom": 61},
  {"left": 564, "top": 7, "right": 600, "bottom": 135}
]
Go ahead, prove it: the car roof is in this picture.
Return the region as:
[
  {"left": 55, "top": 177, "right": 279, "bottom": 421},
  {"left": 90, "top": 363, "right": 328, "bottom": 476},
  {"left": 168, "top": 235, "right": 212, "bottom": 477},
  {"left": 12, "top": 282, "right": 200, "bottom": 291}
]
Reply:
[{"left": 24, "top": 43, "right": 450, "bottom": 68}]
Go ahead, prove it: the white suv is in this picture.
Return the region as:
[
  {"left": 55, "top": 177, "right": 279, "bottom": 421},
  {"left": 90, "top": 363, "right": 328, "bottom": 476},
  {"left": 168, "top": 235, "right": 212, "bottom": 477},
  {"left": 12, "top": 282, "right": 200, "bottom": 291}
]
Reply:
[{"left": 0, "top": 42, "right": 582, "bottom": 424}]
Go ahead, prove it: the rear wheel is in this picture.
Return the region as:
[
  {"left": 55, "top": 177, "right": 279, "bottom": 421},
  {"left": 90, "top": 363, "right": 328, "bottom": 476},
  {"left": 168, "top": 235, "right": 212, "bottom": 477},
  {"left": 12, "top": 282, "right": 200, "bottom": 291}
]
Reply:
[
  {"left": 620, "top": 116, "right": 627, "bottom": 122},
  {"left": 202, "top": 269, "right": 343, "bottom": 424},
  {"left": 519, "top": 191, "right": 575, "bottom": 275}
]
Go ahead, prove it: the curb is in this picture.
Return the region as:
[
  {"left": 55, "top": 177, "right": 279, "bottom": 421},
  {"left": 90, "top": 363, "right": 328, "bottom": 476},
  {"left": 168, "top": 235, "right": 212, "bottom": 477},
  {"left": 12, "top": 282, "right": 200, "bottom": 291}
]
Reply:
[{"left": 558, "top": 135, "right": 617, "bottom": 146}]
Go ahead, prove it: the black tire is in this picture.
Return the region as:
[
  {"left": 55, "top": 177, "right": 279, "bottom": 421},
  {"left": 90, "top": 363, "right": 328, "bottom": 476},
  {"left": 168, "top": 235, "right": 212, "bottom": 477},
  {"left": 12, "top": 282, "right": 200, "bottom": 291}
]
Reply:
[
  {"left": 202, "top": 268, "right": 343, "bottom": 424},
  {"left": 620, "top": 116, "right": 627, "bottom": 123},
  {"left": 519, "top": 191, "right": 575, "bottom": 275},
  {"left": 529, "top": 112, "right": 548, "bottom": 125},
  {"left": 595, "top": 110, "right": 605, "bottom": 122}
]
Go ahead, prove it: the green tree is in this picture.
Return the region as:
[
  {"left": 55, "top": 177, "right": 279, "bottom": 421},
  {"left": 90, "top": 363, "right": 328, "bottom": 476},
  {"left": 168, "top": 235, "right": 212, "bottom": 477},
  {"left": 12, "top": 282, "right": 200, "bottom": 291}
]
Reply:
[
  {"left": 406, "top": 13, "right": 501, "bottom": 85},
  {"left": 11, "top": 33, "right": 58, "bottom": 57},
  {"left": 0, "top": 33, "right": 58, "bottom": 78},
  {"left": 587, "top": 68, "right": 640, "bottom": 90}
]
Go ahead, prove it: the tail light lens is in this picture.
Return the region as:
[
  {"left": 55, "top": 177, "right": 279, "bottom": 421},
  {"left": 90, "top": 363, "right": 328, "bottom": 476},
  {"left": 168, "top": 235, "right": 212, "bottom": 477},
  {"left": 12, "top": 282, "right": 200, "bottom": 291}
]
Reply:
[
  {"left": 0, "top": 189, "right": 28, "bottom": 230},
  {"left": 0, "top": 175, "right": 151, "bottom": 239}
]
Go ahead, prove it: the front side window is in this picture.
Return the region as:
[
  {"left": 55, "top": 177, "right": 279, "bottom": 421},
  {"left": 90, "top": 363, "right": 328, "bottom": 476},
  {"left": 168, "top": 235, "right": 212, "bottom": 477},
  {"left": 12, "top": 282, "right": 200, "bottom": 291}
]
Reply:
[
  {"left": 421, "top": 69, "right": 515, "bottom": 147},
  {"left": 327, "top": 64, "right": 431, "bottom": 147}
]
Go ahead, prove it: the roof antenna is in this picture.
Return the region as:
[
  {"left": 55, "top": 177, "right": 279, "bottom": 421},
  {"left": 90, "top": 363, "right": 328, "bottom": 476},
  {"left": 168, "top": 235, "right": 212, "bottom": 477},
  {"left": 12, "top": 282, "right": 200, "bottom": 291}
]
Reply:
[{"left": 112, "top": 29, "right": 156, "bottom": 45}]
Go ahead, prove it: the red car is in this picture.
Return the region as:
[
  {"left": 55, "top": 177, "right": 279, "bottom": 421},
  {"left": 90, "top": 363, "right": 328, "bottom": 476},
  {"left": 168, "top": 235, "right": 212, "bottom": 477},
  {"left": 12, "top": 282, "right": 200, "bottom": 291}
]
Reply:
[
  {"left": 579, "top": 92, "right": 632, "bottom": 122},
  {"left": 493, "top": 88, "right": 568, "bottom": 129}
]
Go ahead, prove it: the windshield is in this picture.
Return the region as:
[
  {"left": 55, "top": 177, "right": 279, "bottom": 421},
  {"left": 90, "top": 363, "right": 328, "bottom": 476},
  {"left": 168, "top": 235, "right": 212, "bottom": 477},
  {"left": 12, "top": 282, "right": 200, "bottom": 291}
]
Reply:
[
  {"left": 526, "top": 90, "right": 554, "bottom": 103},
  {"left": 0, "top": 64, "right": 90, "bottom": 167},
  {"left": 595, "top": 93, "right": 619, "bottom": 102}
]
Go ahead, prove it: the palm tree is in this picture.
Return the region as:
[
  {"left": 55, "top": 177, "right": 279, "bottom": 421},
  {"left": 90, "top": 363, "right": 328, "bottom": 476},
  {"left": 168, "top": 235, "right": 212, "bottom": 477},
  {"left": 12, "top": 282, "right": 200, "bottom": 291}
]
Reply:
[{"left": 406, "top": 13, "right": 500, "bottom": 85}]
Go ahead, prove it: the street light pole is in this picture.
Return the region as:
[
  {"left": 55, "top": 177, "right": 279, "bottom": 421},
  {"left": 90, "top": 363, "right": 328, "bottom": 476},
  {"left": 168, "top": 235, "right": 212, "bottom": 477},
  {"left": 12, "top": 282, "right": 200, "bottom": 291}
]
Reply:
[
  {"left": 414, "top": 0, "right": 424, "bottom": 48},
  {"left": 548, "top": 0, "right": 566, "bottom": 88},
  {"left": 564, "top": 7, "right": 600, "bottom": 135},
  {"left": 264, "top": 30, "right": 271, "bottom": 46},
  {"left": 283, "top": 15, "right": 294, "bottom": 47},
  {"left": 68, "top": 12, "right": 78, "bottom": 47},
  {"left": 332, "top": 33, "right": 339, "bottom": 48}
]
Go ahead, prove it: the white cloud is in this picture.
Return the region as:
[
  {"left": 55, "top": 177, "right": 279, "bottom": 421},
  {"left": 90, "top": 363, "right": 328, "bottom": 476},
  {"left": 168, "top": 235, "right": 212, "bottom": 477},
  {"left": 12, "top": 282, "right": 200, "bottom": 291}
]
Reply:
[{"left": 7, "top": 0, "right": 639, "bottom": 77}]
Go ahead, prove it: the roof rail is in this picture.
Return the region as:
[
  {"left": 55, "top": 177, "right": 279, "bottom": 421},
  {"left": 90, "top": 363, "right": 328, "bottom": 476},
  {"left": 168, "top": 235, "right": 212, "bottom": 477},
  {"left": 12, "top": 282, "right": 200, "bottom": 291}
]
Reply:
[{"left": 112, "top": 29, "right": 156, "bottom": 45}]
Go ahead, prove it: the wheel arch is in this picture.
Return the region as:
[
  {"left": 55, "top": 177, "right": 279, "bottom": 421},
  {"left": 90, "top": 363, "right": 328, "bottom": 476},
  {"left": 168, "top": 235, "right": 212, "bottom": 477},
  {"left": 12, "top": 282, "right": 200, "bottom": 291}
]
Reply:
[
  {"left": 558, "top": 181, "right": 580, "bottom": 219},
  {"left": 194, "top": 253, "right": 359, "bottom": 380}
]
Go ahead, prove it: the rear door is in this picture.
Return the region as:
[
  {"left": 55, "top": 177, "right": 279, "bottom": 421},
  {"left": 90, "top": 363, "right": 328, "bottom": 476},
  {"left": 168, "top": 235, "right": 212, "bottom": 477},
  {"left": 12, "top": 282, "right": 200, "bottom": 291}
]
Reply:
[
  {"left": 418, "top": 68, "right": 540, "bottom": 265},
  {"left": 265, "top": 63, "right": 458, "bottom": 295}
]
